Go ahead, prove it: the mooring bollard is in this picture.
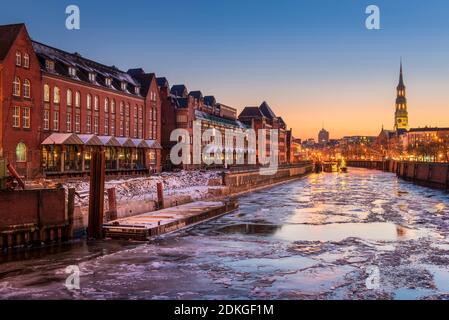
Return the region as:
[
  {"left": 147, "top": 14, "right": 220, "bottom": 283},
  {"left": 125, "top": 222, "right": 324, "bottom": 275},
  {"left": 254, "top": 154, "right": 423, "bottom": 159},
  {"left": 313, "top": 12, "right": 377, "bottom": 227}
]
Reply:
[
  {"left": 157, "top": 182, "right": 164, "bottom": 209},
  {"left": 107, "top": 188, "right": 117, "bottom": 221},
  {"left": 88, "top": 150, "right": 105, "bottom": 239}
]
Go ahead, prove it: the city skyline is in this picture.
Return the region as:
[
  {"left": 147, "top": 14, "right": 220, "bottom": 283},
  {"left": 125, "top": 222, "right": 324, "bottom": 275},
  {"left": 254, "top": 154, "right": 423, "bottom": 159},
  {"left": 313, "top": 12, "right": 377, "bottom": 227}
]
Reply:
[{"left": 1, "top": 0, "right": 449, "bottom": 139}]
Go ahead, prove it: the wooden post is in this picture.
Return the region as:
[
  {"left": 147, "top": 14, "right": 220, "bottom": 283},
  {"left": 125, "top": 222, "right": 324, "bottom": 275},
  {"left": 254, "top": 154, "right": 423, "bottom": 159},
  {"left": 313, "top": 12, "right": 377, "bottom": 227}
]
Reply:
[
  {"left": 157, "top": 182, "right": 164, "bottom": 209},
  {"left": 67, "top": 188, "right": 75, "bottom": 239},
  {"left": 88, "top": 150, "right": 105, "bottom": 239},
  {"left": 107, "top": 187, "right": 117, "bottom": 221}
]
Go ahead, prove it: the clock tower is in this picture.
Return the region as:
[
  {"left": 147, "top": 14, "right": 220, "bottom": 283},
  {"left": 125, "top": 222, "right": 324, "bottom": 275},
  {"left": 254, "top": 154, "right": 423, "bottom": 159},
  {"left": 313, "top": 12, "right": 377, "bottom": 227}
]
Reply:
[{"left": 394, "top": 62, "right": 409, "bottom": 131}]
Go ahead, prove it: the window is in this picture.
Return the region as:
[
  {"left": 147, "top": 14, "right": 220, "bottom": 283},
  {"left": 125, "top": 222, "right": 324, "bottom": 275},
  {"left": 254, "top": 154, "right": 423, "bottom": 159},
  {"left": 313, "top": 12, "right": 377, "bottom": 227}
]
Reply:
[
  {"left": 53, "top": 110, "right": 59, "bottom": 131},
  {"left": 120, "top": 102, "right": 124, "bottom": 115},
  {"left": 15, "top": 51, "right": 21, "bottom": 66},
  {"left": 23, "top": 79, "right": 31, "bottom": 98},
  {"left": 16, "top": 142, "right": 27, "bottom": 162},
  {"left": 45, "top": 60, "right": 54, "bottom": 71},
  {"left": 125, "top": 119, "right": 130, "bottom": 137},
  {"left": 22, "top": 107, "right": 30, "bottom": 128},
  {"left": 105, "top": 78, "right": 112, "bottom": 86},
  {"left": 44, "top": 84, "right": 50, "bottom": 102},
  {"left": 67, "top": 89, "right": 72, "bottom": 106},
  {"left": 125, "top": 103, "right": 130, "bottom": 116},
  {"left": 68, "top": 67, "right": 76, "bottom": 77},
  {"left": 104, "top": 98, "right": 109, "bottom": 113},
  {"left": 87, "top": 94, "right": 92, "bottom": 110},
  {"left": 104, "top": 117, "right": 109, "bottom": 135},
  {"left": 66, "top": 112, "right": 72, "bottom": 132},
  {"left": 111, "top": 114, "right": 115, "bottom": 136},
  {"left": 75, "top": 91, "right": 80, "bottom": 107},
  {"left": 133, "top": 118, "right": 138, "bottom": 138},
  {"left": 43, "top": 110, "right": 50, "bottom": 130},
  {"left": 111, "top": 99, "right": 116, "bottom": 113},
  {"left": 119, "top": 116, "right": 124, "bottom": 136},
  {"left": 135, "top": 87, "right": 140, "bottom": 95},
  {"left": 94, "top": 96, "right": 99, "bottom": 111},
  {"left": 89, "top": 73, "right": 96, "bottom": 82},
  {"left": 86, "top": 114, "right": 92, "bottom": 133},
  {"left": 54, "top": 87, "right": 60, "bottom": 104},
  {"left": 121, "top": 82, "right": 127, "bottom": 91},
  {"left": 23, "top": 53, "right": 29, "bottom": 68},
  {"left": 13, "top": 76, "right": 20, "bottom": 96},
  {"left": 93, "top": 115, "right": 99, "bottom": 134},
  {"left": 75, "top": 114, "right": 80, "bottom": 133},
  {"left": 13, "top": 106, "right": 20, "bottom": 127}
]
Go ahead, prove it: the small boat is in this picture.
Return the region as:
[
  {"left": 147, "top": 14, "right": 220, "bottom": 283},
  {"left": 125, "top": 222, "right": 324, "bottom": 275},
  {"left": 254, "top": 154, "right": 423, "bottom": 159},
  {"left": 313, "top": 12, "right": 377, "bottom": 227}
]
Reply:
[{"left": 323, "top": 161, "right": 338, "bottom": 173}]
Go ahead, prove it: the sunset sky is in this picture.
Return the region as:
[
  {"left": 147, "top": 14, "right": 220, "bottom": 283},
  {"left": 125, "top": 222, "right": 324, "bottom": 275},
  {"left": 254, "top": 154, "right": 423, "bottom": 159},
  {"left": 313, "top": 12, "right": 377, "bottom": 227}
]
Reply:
[{"left": 2, "top": 0, "right": 449, "bottom": 140}]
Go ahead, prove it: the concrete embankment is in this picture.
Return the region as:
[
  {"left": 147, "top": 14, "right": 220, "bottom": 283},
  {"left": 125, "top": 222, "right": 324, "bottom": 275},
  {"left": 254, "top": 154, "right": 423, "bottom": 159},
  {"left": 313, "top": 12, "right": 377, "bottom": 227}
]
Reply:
[{"left": 347, "top": 160, "right": 449, "bottom": 190}]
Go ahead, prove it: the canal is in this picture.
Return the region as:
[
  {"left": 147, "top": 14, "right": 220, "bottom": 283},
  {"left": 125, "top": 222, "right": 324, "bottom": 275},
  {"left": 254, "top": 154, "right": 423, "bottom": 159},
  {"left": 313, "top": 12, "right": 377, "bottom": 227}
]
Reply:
[{"left": 1, "top": 168, "right": 449, "bottom": 299}]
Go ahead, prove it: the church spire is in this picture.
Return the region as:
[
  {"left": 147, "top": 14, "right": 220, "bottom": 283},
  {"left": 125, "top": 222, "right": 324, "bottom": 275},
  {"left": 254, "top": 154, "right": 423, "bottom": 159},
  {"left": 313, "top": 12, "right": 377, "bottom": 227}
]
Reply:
[
  {"left": 394, "top": 59, "right": 409, "bottom": 131},
  {"left": 398, "top": 59, "right": 405, "bottom": 88}
]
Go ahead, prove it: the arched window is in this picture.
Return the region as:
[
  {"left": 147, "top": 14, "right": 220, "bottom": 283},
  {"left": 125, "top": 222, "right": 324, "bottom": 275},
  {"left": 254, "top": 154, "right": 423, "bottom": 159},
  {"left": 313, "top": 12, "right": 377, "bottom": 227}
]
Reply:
[
  {"left": 15, "top": 51, "right": 21, "bottom": 66},
  {"left": 13, "top": 76, "right": 20, "bottom": 96},
  {"left": 54, "top": 86, "right": 60, "bottom": 103},
  {"left": 23, "top": 53, "right": 30, "bottom": 68},
  {"left": 44, "top": 84, "right": 50, "bottom": 102},
  {"left": 16, "top": 142, "right": 27, "bottom": 162},
  {"left": 67, "top": 89, "right": 72, "bottom": 106},
  {"left": 23, "top": 79, "right": 31, "bottom": 98},
  {"left": 111, "top": 99, "right": 116, "bottom": 113},
  {"left": 94, "top": 95, "right": 99, "bottom": 111},
  {"left": 75, "top": 91, "right": 80, "bottom": 107},
  {"left": 87, "top": 94, "right": 92, "bottom": 109},
  {"left": 104, "top": 98, "right": 109, "bottom": 113}
]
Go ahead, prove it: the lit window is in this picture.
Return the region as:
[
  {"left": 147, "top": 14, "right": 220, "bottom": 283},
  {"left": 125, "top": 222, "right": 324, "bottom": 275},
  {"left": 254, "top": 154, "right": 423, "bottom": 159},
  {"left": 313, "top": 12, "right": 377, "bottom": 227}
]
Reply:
[
  {"left": 86, "top": 114, "right": 92, "bottom": 133},
  {"left": 54, "top": 87, "right": 60, "bottom": 104},
  {"left": 94, "top": 95, "right": 99, "bottom": 111},
  {"left": 23, "top": 53, "right": 29, "bottom": 68},
  {"left": 94, "top": 116, "right": 99, "bottom": 134},
  {"left": 66, "top": 112, "right": 72, "bottom": 132},
  {"left": 104, "top": 117, "right": 109, "bottom": 135},
  {"left": 16, "top": 142, "right": 27, "bottom": 162},
  {"left": 44, "top": 84, "right": 50, "bottom": 102},
  {"left": 43, "top": 110, "right": 50, "bottom": 130},
  {"left": 45, "top": 60, "right": 55, "bottom": 71},
  {"left": 13, "top": 76, "right": 20, "bottom": 96},
  {"left": 75, "top": 114, "right": 80, "bottom": 133},
  {"left": 87, "top": 94, "right": 92, "bottom": 109},
  {"left": 13, "top": 106, "right": 20, "bottom": 127},
  {"left": 67, "top": 89, "right": 72, "bottom": 106},
  {"left": 75, "top": 91, "right": 80, "bottom": 107},
  {"left": 53, "top": 110, "right": 59, "bottom": 131},
  {"left": 23, "top": 79, "right": 31, "bottom": 98},
  {"left": 22, "top": 107, "right": 30, "bottom": 128},
  {"left": 16, "top": 51, "right": 22, "bottom": 66},
  {"left": 68, "top": 67, "right": 76, "bottom": 77}
]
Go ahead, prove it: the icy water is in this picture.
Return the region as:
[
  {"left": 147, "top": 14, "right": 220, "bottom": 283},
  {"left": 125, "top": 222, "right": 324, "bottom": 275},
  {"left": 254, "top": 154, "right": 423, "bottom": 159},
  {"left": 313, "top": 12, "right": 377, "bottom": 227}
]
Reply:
[{"left": 2, "top": 168, "right": 449, "bottom": 299}]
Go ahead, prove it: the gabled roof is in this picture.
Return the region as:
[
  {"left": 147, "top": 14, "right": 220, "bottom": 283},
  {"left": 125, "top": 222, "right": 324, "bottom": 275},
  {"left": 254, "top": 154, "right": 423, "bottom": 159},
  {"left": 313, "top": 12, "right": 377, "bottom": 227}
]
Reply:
[
  {"left": 238, "top": 107, "right": 265, "bottom": 119},
  {"left": 77, "top": 134, "right": 103, "bottom": 146},
  {"left": 0, "top": 23, "right": 24, "bottom": 61},
  {"left": 97, "top": 135, "right": 120, "bottom": 147},
  {"left": 259, "top": 101, "right": 277, "bottom": 119},
  {"left": 188, "top": 90, "right": 203, "bottom": 100},
  {"left": 204, "top": 95, "right": 216, "bottom": 107},
  {"left": 41, "top": 133, "right": 84, "bottom": 145},
  {"left": 171, "top": 84, "right": 188, "bottom": 97},
  {"left": 130, "top": 70, "right": 156, "bottom": 97},
  {"left": 156, "top": 77, "right": 169, "bottom": 88},
  {"left": 175, "top": 97, "right": 189, "bottom": 108}
]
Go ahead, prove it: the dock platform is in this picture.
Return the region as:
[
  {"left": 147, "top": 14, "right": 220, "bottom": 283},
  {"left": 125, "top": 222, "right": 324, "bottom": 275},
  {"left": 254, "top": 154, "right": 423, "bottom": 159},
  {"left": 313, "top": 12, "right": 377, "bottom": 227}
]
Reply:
[{"left": 103, "top": 199, "right": 238, "bottom": 240}]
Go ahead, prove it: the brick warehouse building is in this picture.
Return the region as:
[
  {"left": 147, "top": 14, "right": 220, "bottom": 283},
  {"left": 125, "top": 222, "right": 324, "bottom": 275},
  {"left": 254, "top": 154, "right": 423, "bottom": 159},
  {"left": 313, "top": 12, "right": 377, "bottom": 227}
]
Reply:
[{"left": 0, "top": 23, "right": 161, "bottom": 178}]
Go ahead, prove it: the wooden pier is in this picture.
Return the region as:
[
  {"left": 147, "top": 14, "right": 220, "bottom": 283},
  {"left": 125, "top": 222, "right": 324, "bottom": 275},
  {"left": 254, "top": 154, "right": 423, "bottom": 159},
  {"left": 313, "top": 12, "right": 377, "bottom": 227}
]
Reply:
[{"left": 103, "top": 199, "right": 238, "bottom": 241}]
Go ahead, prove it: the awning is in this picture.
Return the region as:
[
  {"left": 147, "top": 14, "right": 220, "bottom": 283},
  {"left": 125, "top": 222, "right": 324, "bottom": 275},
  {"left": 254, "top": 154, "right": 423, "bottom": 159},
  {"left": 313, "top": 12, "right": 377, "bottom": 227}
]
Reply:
[
  {"left": 131, "top": 139, "right": 150, "bottom": 148},
  {"left": 116, "top": 137, "right": 136, "bottom": 148},
  {"left": 144, "top": 140, "right": 162, "bottom": 149},
  {"left": 41, "top": 133, "right": 84, "bottom": 145},
  {"left": 77, "top": 134, "right": 103, "bottom": 146},
  {"left": 97, "top": 136, "right": 121, "bottom": 147}
]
